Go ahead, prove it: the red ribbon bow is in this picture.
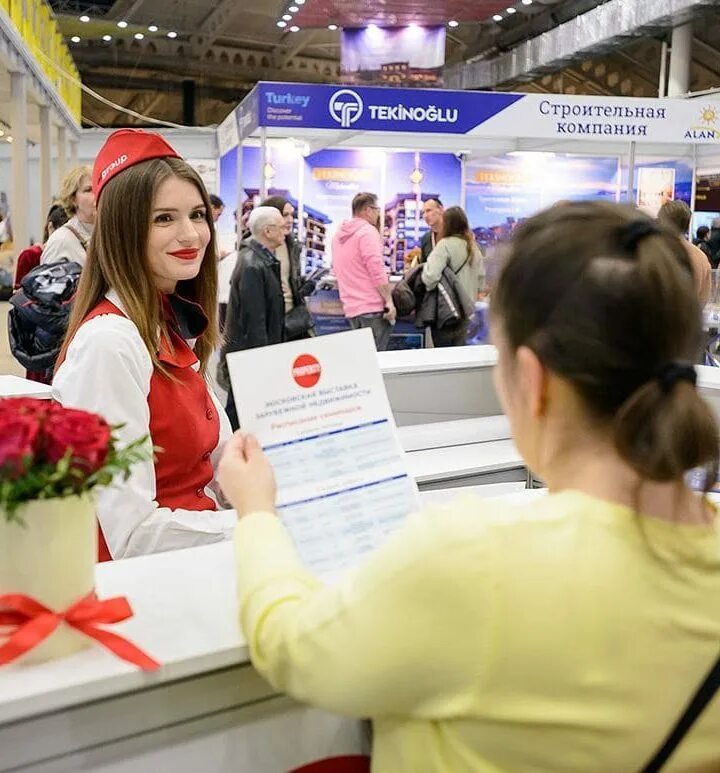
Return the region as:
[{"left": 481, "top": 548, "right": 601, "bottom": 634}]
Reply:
[{"left": 0, "top": 592, "right": 160, "bottom": 670}]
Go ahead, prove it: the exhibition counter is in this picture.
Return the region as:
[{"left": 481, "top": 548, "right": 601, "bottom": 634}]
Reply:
[
  {"left": 379, "top": 345, "right": 501, "bottom": 425},
  {"left": 0, "top": 488, "right": 543, "bottom": 773}
]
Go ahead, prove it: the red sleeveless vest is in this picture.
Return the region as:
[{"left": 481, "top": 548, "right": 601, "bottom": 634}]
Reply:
[{"left": 62, "top": 298, "right": 220, "bottom": 561}]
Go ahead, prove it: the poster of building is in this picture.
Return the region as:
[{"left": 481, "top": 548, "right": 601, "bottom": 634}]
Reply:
[{"left": 341, "top": 26, "right": 446, "bottom": 88}]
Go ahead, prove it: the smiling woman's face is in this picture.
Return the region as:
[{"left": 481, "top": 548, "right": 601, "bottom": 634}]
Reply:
[{"left": 147, "top": 175, "right": 210, "bottom": 293}]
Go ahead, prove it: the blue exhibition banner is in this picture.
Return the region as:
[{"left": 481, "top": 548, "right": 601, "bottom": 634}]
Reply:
[{"left": 254, "top": 82, "right": 523, "bottom": 134}]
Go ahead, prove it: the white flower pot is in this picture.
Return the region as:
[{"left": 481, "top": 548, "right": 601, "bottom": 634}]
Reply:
[{"left": 0, "top": 494, "right": 96, "bottom": 664}]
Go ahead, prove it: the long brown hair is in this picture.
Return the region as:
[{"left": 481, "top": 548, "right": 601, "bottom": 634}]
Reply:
[
  {"left": 60, "top": 157, "right": 219, "bottom": 376},
  {"left": 442, "top": 206, "right": 476, "bottom": 264},
  {"left": 493, "top": 200, "right": 719, "bottom": 490}
]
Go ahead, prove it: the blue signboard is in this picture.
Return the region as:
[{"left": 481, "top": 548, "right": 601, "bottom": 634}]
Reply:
[{"left": 250, "top": 82, "right": 523, "bottom": 135}]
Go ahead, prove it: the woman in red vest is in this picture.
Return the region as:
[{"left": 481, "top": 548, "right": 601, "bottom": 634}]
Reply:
[{"left": 54, "top": 129, "right": 235, "bottom": 560}]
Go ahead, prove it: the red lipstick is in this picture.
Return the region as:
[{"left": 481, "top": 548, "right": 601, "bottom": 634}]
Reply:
[{"left": 168, "top": 249, "right": 200, "bottom": 261}]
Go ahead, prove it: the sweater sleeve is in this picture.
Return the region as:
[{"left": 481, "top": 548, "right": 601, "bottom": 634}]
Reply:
[
  {"left": 53, "top": 314, "right": 236, "bottom": 558},
  {"left": 421, "top": 238, "right": 450, "bottom": 291},
  {"left": 235, "top": 505, "right": 492, "bottom": 718}
]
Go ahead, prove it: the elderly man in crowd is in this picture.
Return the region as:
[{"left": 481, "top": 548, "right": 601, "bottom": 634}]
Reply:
[{"left": 222, "top": 206, "right": 286, "bottom": 428}]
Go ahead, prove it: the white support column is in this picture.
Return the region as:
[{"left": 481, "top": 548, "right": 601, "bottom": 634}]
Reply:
[
  {"left": 57, "top": 124, "right": 67, "bottom": 182},
  {"left": 39, "top": 105, "right": 52, "bottom": 230},
  {"left": 668, "top": 23, "right": 692, "bottom": 97},
  {"left": 10, "top": 71, "right": 29, "bottom": 251},
  {"left": 70, "top": 137, "right": 79, "bottom": 168}
]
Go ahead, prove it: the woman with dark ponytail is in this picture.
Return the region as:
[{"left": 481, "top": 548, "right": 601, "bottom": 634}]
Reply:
[{"left": 217, "top": 201, "right": 720, "bottom": 772}]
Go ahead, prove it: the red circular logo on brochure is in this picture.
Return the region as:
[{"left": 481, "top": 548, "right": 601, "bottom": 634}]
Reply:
[{"left": 292, "top": 354, "right": 322, "bottom": 388}]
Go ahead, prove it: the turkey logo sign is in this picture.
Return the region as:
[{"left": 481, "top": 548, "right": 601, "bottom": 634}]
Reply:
[{"left": 292, "top": 354, "right": 322, "bottom": 389}]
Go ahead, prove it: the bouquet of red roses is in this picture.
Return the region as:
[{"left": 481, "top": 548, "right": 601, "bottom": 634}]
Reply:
[{"left": 0, "top": 397, "right": 149, "bottom": 524}]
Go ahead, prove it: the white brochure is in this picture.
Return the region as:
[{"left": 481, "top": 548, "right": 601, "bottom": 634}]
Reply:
[{"left": 226, "top": 328, "right": 420, "bottom": 578}]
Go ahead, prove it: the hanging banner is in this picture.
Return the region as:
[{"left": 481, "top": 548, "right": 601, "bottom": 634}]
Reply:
[
  {"left": 237, "top": 82, "right": 720, "bottom": 145},
  {"left": 341, "top": 26, "right": 446, "bottom": 88}
]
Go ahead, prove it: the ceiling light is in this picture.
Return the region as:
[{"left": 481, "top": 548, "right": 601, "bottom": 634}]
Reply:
[
  {"left": 522, "top": 0, "right": 533, "bottom": 4},
  {"left": 448, "top": 19, "right": 459, "bottom": 27},
  {"left": 492, "top": 14, "right": 503, "bottom": 21},
  {"left": 134, "top": 32, "right": 144, "bottom": 39},
  {"left": 328, "top": 24, "right": 338, "bottom": 30},
  {"left": 167, "top": 30, "right": 177, "bottom": 38},
  {"left": 70, "top": 35, "right": 80, "bottom": 42},
  {"left": 0, "top": 130, "right": 4, "bottom": 137},
  {"left": 283, "top": 14, "right": 292, "bottom": 20},
  {"left": 289, "top": 25, "right": 300, "bottom": 31},
  {"left": 289, "top": 5, "right": 299, "bottom": 11},
  {"left": 148, "top": 24, "right": 158, "bottom": 32},
  {"left": 296, "top": 0, "right": 306, "bottom": 4},
  {"left": 7, "top": 136, "right": 12, "bottom": 143},
  {"left": 79, "top": 14, "right": 90, "bottom": 22},
  {"left": 117, "top": 20, "right": 128, "bottom": 28},
  {"left": 277, "top": 20, "right": 287, "bottom": 27},
  {"left": 506, "top": 6, "right": 517, "bottom": 13},
  {"left": 102, "top": 34, "right": 112, "bottom": 41},
  {"left": 368, "top": 23, "right": 378, "bottom": 30}
]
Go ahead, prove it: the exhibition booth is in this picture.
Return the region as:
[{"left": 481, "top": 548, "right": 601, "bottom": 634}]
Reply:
[{"left": 212, "top": 82, "right": 720, "bottom": 348}]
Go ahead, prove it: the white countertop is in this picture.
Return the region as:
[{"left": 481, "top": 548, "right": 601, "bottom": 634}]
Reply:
[
  {"left": 398, "top": 415, "right": 511, "bottom": 453},
  {"left": 0, "top": 374, "right": 53, "bottom": 399},
  {"left": 0, "top": 488, "right": 539, "bottom": 727},
  {"left": 0, "top": 540, "right": 245, "bottom": 726},
  {"left": 378, "top": 344, "right": 497, "bottom": 375},
  {"left": 406, "top": 438, "right": 524, "bottom": 483}
]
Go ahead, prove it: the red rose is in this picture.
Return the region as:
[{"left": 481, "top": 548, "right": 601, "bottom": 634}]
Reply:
[
  {"left": 43, "top": 407, "right": 112, "bottom": 476},
  {"left": 0, "top": 397, "right": 53, "bottom": 419},
  {"left": 0, "top": 415, "right": 41, "bottom": 479}
]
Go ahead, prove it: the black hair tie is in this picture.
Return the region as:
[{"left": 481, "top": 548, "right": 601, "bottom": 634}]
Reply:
[
  {"left": 655, "top": 362, "right": 697, "bottom": 393},
  {"left": 622, "top": 220, "right": 661, "bottom": 252}
]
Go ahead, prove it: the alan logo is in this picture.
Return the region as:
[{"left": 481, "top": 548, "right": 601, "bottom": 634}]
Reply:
[{"left": 685, "top": 106, "right": 720, "bottom": 140}]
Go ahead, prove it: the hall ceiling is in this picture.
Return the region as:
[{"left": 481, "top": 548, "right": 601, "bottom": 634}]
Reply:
[
  {"left": 48, "top": 0, "right": 720, "bottom": 128},
  {"left": 293, "top": 0, "right": 510, "bottom": 28}
]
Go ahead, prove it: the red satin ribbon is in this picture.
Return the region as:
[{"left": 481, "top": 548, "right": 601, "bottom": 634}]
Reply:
[{"left": 0, "top": 592, "right": 160, "bottom": 670}]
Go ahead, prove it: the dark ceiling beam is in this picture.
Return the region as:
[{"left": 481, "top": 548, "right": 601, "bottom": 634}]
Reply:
[
  {"left": 562, "top": 68, "right": 616, "bottom": 97},
  {"left": 280, "top": 30, "right": 319, "bottom": 68},
  {"left": 81, "top": 71, "right": 249, "bottom": 102},
  {"left": 70, "top": 44, "right": 334, "bottom": 85}
]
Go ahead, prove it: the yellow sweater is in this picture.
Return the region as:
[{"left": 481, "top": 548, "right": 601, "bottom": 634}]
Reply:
[{"left": 234, "top": 491, "right": 720, "bottom": 772}]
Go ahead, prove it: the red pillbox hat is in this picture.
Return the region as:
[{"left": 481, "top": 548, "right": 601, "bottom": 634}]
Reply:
[{"left": 92, "top": 128, "right": 181, "bottom": 199}]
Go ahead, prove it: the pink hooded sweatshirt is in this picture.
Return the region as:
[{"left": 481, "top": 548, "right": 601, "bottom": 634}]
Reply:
[{"left": 331, "top": 217, "right": 388, "bottom": 318}]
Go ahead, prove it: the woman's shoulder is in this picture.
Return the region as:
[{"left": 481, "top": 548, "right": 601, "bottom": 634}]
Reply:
[{"left": 68, "top": 309, "right": 151, "bottom": 369}]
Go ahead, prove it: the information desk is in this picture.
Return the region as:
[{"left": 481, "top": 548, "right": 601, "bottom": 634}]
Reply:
[
  {"left": 0, "top": 489, "right": 543, "bottom": 773},
  {"left": 378, "top": 345, "right": 501, "bottom": 426},
  {"left": 399, "top": 415, "right": 526, "bottom": 490},
  {"left": 0, "top": 375, "right": 52, "bottom": 399}
]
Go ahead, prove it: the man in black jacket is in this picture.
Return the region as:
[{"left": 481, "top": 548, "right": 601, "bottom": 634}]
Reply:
[
  {"left": 222, "top": 205, "right": 286, "bottom": 428},
  {"left": 419, "top": 197, "right": 444, "bottom": 263}
]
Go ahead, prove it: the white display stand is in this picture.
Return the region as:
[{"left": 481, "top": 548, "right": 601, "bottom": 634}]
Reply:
[
  {"left": 0, "top": 489, "right": 541, "bottom": 772},
  {"left": 399, "top": 414, "right": 526, "bottom": 490},
  {"left": 0, "top": 375, "right": 52, "bottom": 399},
  {"left": 379, "top": 345, "right": 501, "bottom": 425}
]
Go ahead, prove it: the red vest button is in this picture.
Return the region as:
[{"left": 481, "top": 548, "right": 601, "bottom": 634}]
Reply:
[
  {"left": 202, "top": 451, "right": 211, "bottom": 461},
  {"left": 206, "top": 409, "right": 213, "bottom": 420},
  {"left": 196, "top": 488, "right": 204, "bottom": 498}
]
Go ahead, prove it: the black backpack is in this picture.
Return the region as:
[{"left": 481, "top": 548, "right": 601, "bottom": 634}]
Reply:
[{"left": 7, "top": 259, "right": 82, "bottom": 372}]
